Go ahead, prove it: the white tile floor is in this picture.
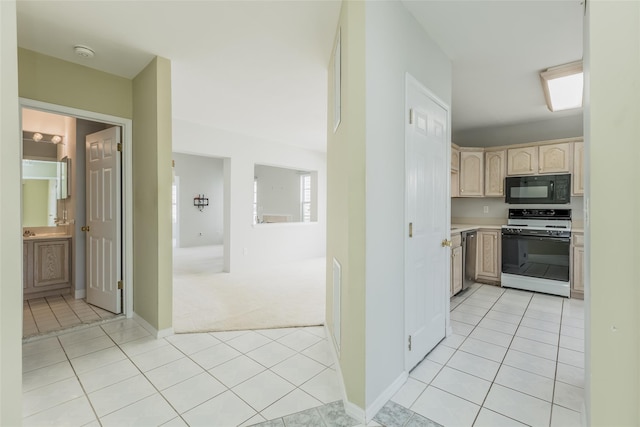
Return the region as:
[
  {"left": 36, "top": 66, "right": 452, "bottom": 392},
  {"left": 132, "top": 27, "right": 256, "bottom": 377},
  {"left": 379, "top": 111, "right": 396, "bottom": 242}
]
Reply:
[
  {"left": 391, "top": 283, "right": 585, "bottom": 427},
  {"left": 22, "top": 283, "right": 585, "bottom": 427},
  {"left": 23, "top": 294, "right": 118, "bottom": 338},
  {"left": 22, "top": 320, "right": 352, "bottom": 427}
]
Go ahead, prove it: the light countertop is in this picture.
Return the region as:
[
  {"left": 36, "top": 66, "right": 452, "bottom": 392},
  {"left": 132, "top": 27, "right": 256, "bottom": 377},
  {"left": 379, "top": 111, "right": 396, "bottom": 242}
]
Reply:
[
  {"left": 23, "top": 234, "right": 71, "bottom": 241},
  {"left": 451, "top": 224, "right": 503, "bottom": 234}
]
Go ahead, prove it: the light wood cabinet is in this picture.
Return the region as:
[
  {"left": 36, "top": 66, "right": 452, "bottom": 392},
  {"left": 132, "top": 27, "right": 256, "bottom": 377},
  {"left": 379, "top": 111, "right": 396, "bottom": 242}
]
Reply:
[
  {"left": 459, "top": 151, "right": 484, "bottom": 196},
  {"left": 476, "top": 229, "right": 501, "bottom": 284},
  {"left": 538, "top": 142, "right": 571, "bottom": 174},
  {"left": 572, "top": 141, "right": 584, "bottom": 195},
  {"left": 451, "top": 171, "right": 460, "bottom": 197},
  {"left": 450, "top": 233, "right": 462, "bottom": 296},
  {"left": 484, "top": 150, "right": 506, "bottom": 197},
  {"left": 24, "top": 238, "right": 71, "bottom": 299},
  {"left": 451, "top": 146, "right": 460, "bottom": 172},
  {"left": 507, "top": 146, "right": 538, "bottom": 176},
  {"left": 571, "top": 232, "right": 584, "bottom": 299}
]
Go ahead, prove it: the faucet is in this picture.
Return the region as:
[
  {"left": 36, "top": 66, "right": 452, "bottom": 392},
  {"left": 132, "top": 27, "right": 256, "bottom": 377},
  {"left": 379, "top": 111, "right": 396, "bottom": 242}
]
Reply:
[{"left": 23, "top": 230, "right": 35, "bottom": 237}]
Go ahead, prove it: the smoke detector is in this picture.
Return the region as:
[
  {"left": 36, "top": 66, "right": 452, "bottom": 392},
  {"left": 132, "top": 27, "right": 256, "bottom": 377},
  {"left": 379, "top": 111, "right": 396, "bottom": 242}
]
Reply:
[{"left": 74, "top": 45, "right": 95, "bottom": 58}]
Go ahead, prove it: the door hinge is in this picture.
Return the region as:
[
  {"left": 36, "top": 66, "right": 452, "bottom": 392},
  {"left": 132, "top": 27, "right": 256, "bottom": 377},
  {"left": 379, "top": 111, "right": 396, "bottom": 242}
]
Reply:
[
  {"left": 409, "top": 108, "right": 414, "bottom": 125},
  {"left": 117, "top": 143, "right": 122, "bottom": 152},
  {"left": 118, "top": 280, "right": 123, "bottom": 290},
  {"left": 408, "top": 335, "right": 412, "bottom": 351}
]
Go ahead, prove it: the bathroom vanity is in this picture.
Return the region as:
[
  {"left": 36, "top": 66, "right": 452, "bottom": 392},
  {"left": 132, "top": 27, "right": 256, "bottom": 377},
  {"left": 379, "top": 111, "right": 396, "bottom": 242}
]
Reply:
[{"left": 23, "top": 235, "right": 71, "bottom": 299}]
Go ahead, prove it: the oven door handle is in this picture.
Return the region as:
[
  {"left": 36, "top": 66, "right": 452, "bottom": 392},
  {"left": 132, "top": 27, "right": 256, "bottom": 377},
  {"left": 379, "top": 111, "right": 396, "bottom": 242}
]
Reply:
[{"left": 501, "top": 233, "right": 570, "bottom": 243}]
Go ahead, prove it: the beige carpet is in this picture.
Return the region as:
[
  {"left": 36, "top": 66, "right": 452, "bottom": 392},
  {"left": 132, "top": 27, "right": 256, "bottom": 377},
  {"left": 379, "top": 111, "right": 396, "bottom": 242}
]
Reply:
[{"left": 172, "top": 245, "right": 326, "bottom": 333}]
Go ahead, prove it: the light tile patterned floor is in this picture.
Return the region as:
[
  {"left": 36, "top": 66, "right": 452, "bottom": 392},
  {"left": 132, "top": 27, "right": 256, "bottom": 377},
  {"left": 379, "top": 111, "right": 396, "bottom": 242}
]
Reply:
[
  {"left": 391, "top": 283, "right": 585, "bottom": 427},
  {"left": 23, "top": 294, "right": 118, "bottom": 338},
  {"left": 22, "top": 284, "right": 584, "bottom": 426}
]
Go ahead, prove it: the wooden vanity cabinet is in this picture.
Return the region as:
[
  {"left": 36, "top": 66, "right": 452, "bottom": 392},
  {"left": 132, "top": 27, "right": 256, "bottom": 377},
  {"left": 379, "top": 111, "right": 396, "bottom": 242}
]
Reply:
[{"left": 24, "top": 238, "right": 71, "bottom": 299}]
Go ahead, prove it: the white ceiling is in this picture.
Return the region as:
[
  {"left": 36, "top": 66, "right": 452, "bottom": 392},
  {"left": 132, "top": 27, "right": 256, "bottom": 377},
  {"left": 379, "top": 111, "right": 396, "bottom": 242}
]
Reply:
[{"left": 16, "top": 1, "right": 583, "bottom": 153}]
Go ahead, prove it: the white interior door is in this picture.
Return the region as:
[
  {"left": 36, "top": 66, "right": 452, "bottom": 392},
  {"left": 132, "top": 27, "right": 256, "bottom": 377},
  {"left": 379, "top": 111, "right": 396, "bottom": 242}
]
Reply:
[
  {"left": 86, "top": 127, "right": 121, "bottom": 314},
  {"left": 405, "top": 74, "right": 449, "bottom": 371}
]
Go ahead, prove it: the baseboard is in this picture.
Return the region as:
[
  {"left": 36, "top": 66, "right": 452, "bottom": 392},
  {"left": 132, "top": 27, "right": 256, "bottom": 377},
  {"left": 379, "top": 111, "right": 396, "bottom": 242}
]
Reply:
[
  {"left": 324, "top": 324, "right": 366, "bottom": 424},
  {"left": 133, "top": 312, "right": 174, "bottom": 339},
  {"left": 74, "top": 289, "right": 86, "bottom": 299},
  {"left": 365, "top": 371, "right": 408, "bottom": 422}
]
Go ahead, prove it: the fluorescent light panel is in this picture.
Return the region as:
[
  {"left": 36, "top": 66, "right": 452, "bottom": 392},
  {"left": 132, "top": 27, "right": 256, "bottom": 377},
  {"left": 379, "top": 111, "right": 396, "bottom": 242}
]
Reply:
[{"left": 540, "top": 61, "right": 583, "bottom": 112}]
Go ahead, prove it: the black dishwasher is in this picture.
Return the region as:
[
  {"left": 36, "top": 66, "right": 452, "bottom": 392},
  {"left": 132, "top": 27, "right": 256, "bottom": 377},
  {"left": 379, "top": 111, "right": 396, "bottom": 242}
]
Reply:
[{"left": 461, "top": 230, "right": 477, "bottom": 290}]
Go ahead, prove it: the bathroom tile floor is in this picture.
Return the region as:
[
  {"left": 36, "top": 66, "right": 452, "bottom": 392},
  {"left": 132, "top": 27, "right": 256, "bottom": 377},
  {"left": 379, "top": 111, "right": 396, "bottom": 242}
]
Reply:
[
  {"left": 23, "top": 294, "right": 118, "bottom": 338},
  {"left": 22, "top": 284, "right": 584, "bottom": 426}
]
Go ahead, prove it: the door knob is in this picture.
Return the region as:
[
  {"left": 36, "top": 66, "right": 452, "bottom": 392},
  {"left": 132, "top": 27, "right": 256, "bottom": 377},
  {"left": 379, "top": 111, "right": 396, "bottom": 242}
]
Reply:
[
  {"left": 81, "top": 226, "right": 90, "bottom": 232},
  {"left": 441, "top": 239, "right": 452, "bottom": 247}
]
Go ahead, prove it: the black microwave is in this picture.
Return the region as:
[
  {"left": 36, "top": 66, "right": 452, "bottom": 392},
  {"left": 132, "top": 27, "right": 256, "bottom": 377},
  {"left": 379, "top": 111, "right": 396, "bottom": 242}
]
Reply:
[{"left": 505, "top": 174, "right": 571, "bottom": 204}]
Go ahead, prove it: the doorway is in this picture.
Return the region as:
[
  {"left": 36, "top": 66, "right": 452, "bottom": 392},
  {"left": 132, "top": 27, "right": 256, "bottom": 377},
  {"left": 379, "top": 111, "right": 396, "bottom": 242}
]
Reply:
[{"left": 20, "top": 99, "right": 133, "bottom": 338}]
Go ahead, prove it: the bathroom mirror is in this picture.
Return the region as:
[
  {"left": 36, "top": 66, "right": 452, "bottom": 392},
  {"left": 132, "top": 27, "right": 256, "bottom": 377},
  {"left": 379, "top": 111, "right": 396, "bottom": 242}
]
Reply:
[
  {"left": 22, "top": 159, "right": 68, "bottom": 227},
  {"left": 253, "top": 164, "right": 318, "bottom": 224}
]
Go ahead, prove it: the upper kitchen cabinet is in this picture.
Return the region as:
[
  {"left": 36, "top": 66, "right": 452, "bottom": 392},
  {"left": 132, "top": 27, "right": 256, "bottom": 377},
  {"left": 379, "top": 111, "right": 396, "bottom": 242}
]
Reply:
[
  {"left": 507, "top": 146, "right": 538, "bottom": 176},
  {"left": 484, "top": 150, "right": 506, "bottom": 197},
  {"left": 572, "top": 141, "right": 584, "bottom": 195},
  {"left": 451, "top": 145, "right": 460, "bottom": 172},
  {"left": 538, "top": 142, "right": 571, "bottom": 174},
  {"left": 451, "top": 144, "right": 460, "bottom": 197},
  {"left": 459, "top": 150, "right": 484, "bottom": 196}
]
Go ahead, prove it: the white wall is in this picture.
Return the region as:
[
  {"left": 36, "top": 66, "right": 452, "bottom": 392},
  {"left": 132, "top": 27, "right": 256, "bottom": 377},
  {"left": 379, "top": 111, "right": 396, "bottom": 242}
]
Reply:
[
  {"left": 173, "top": 152, "right": 224, "bottom": 247},
  {"left": 453, "top": 115, "right": 583, "bottom": 147},
  {"left": 364, "top": 0, "right": 452, "bottom": 410},
  {"left": 172, "top": 118, "right": 326, "bottom": 272},
  {"left": 0, "top": 1, "right": 23, "bottom": 424}
]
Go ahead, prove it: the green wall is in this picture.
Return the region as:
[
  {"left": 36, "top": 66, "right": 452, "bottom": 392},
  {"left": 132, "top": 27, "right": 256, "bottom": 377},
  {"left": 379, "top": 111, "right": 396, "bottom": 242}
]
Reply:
[
  {"left": 17, "top": 48, "right": 172, "bottom": 332},
  {"left": 587, "top": 0, "right": 640, "bottom": 424},
  {"left": 1, "top": 1, "right": 23, "bottom": 424},
  {"left": 132, "top": 57, "right": 173, "bottom": 332},
  {"left": 326, "top": 0, "right": 367, "bottom": 408},
  {"left": 18, "top": 48, "right": 132, "bottom": 119}
]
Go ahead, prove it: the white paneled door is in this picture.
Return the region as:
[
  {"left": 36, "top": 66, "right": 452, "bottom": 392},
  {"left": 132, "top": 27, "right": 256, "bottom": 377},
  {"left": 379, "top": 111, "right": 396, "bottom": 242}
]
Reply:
[
  {"left": 405, "top": 74, "right": 449, "bottom": 371},
  {"left": 86, "top": 127, "right": 122, "bottom": 314}
]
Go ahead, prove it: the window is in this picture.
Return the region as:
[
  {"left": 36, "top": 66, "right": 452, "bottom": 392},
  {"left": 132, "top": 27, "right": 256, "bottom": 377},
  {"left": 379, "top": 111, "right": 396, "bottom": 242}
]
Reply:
[{"left": 301, "top": 174, "right": 311, "bottom": 222}]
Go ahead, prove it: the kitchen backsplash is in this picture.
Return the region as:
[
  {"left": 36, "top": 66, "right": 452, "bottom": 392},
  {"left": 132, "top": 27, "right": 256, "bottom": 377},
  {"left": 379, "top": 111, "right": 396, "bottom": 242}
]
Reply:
[{"left": 451, "top": 196, "right": 584, "bottom": 221}]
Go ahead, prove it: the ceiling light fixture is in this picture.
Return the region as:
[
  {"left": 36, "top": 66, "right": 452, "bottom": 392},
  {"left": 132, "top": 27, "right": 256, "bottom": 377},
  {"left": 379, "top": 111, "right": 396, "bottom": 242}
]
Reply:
[
  {"left": 540, "top": 61, "right": 583, "bottom": 112},
  {"left": 74, "top": 44, "right": 95, "bottom": 58},
  {"left": 32, "top": 132, "right": 43, "bottom": 142},
  {"left": 51, "top": 135, "right": 63, "bottom": 144}
]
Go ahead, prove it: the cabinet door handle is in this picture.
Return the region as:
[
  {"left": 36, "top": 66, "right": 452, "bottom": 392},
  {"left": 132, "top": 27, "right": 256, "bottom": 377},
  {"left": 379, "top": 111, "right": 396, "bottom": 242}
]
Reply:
[{"left": 409, "top": 222, "right": 413, "bottom": 238}]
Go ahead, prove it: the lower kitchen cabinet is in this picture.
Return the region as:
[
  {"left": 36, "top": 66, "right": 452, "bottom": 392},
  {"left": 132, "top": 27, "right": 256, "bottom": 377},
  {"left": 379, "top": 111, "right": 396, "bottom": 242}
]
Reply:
[
  {"left": 571, "top": 232, "right": 584, "bottom": 299},
  {"left": 476, "top": 229, "right": 501, "bottom": 285},
  {"left": 24, "top": 237, "right": 71, "bottom": 299},
  {"left": 451, "top": 233, "right": 462, "bottom": 296}
]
